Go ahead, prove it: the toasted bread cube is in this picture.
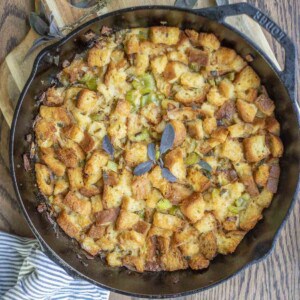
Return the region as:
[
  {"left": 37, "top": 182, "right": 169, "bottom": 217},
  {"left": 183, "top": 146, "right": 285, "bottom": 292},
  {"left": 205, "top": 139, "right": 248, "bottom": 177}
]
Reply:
[
  {"left": 180, "top": 72, "right": 205, "bottom": 89},
  {"left": 81, "top": 237, "right": 101, "bottom": 256},
  {"left": 35, "top": 119, "right": 57, "bottom": 148},
  {"left": 187, "top": 47, "right": 210, "bottom": 67},
  {"left": 125, "top": 34, "right": 139, "bottom": 54},
  {"left": 187, "top": 167, "right": 210, "bottom": 193},
  {"left": 151, "top": 55, "right": 168, "bottom": 74},
  {"left": 116, "top": 210, "right": 140, "bottom": 230},
  {"left": 90, "top": 195, "right": 103, "bottom": 213},
  {"left": 167, "top": 50, "right": 188, "bottom": 64},
  {"left": 155, "top": 75, "right": 172, "bottom": 97},
  {"left": 254, "top": 164, "right": 270, "bottom": 187},
  {"left": 124, "top": 142, "right": 148, "bottom": 168},
  {"left": 174, "top": 226, "right": 199, "bottom": 246},
  {"left": 175, "top": 87, "right": 207, "bottom": 105},
  {"left": 268, "top": 134, "right": 284, "bottom": 158},
  {"left": 228, "top": 123, "right": 252, "bottom": 138},
  {"left": 234, "top": 66, "right": 260, "bottom": 92},
  {"left": 56, "top": 147, "right": 79, "bottom": 168},
  {"left": 135, "top": 53, "right": 149, "bottom": 75},
  {"left": 203, "top": 117, "right": 217, "bottom": 135},
  {"left": 234, "top": 162, "right": 259, "bottom": 196},
  {"left": 255, "top": 94, "right": 275, "bottom": 116},
  {"left": 54, "top": 178, "right": 69, "bottom": 195},
  {"left": 149, "top": 166, "right": 170, "bottom": 197},
  {"left": 150, "top": 27, "right": 180, "bottom": 45},
  {"left": 87, "top": 46, "right": 112, "bottom": 67},
  {"left": 215, "top": 100, "right": 236, "bottom": 120},
  {"left": 67, "top": 167, "right": 84, "bottom": 190},
  {"left": 188, "top": 254, "right": 209, "bottom": 270},
  {"left": 187, "top": 119, "right": 204, "bottom": 140},
  {"left": 214, "top": 47, "right": 236, "bottom": 65},
  {"left": 97, "top": 225, "right": 118, "bottom": 251},
  {"left": 207, "top": 86, "right": 227, "bottom": 107},
  {"left": 84, "top": 150, "right": 108, "bottom": 186},
  {"left": 79, "top": 185, "right": 100, "bottom": 197},
  {"left": 198, "top": 32, "right": 220, "bottom": 50},
  {"left": 63, "top": 191, "right": 91, "bottom": 215},
  {"left": 164, "top": 148, "right": 186, "bottom": 181},
  {"left": 87, "top": 223, "right": 106, "bottom": 239},
  {"left": 79, "top": 131, "right": 95, "bottom": 153},
  {"left": 199, "top": 231, "right": 217, "bottom": 260},
  {"left": 179, "top": 242, "right": 200, "bottom": 257},
  {"left": 153, "top": 212, "right": 184, "bottom": 231},
  {"left": 76, "top": 89, "right": 98, "bottom": 113},
  {"left": 164, "top": 183, "right": 193, "bottom": 204},
  {"left": 239, "top": 201, "right": 263, "bottom": 231},
  {"left": 185, "top": 29, "right": 199, "bottom": 45},
  {"left": 167, "top": 107, "right": 202, "bottom": 121},
  {"left": 236, "top": 88, "right": 258, "bottom": 103},
  {"left": 170, "top": 120, "right": 187, "bottom": 147},
  {"left": 106, "top": 251, "right": 123, "bottom": 267},
  {"left": 194, "top": 212, "right": 217, "bottom": 234},
  {"left": 122, "top": 196, "right": 145, "bottom": 212},
  {"left": 181, "top": 193, "right": 205, "bottom": 223},
  {"left": 222, "top": 216, "right": 238, "bottom": 231},
  {"left": 63, "top": 124, "right": 84, "bottom": 143},
  {"left": 132, "top": 175, "right": 151, "bottom": 200},
  {"left": 119, "top": 230, "right": 145, "bottom": 251},
  {"left": 243, "top": 135, "right": 270, "bottom": 162},
  {"left": 41, "top": 147, "right": 66, "bottom": 177},
  {"left": 221, "top": 139, "right": 244, "bottom": 162},
  {"left": 40, "top": 106, "right": 71, "bottom": 125},
  {"left": 146, "top": 189, "right": 162, "bottom": 209},
  {"left": 158, "top": 236, "right": 188, "bottom": 271},
  {"left": 266, "top": 163, "right": 280, "bottom": 193},
  {"left": 255, "top": 188, "right": 274, "bottom": 208},
  {"left": 236, "top": 99, "right": 258, "bottom": 123},
  {"left": 57, "top": 211, "right": 81, "bottom": 239},
  {"left": 35, "top": 163, "right": 53, "bottom": 196},
  {"left": 211, "top": 127, "right": 229, "bottom": 143},
  {"left": 216, "top": 231, "right": 245, "bottom": 255},
  {"left": 163, "top": 61, "right": 188, "bottom": 83},
  {"left": 140, "top": 103, "right": 162, "bottom": 125},
  {"left": 265, "top": 117, "right": 280, "bottom": 135},
  {"left": 95, "top": 208, "right": 120, "bottom": 225},
  {"left": 45, "top": 86, "right": 65, "bottom": 106}
]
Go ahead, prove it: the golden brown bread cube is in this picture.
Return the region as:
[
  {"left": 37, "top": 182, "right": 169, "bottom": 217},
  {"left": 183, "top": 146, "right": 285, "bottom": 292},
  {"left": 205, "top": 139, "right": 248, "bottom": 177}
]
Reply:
[
  {"left": 236, "top": 99, "right": 258, "bottom": 123},
  {"left": 174, "top": 225, "right": 199, "bottom": 246},
  {"left": 164, "top": 183, "right": 193, "bottom": 205},
  {"left": 243, "top": 135, "right": 270, "bottom": 163},
  {"left": 181, "top": 193, "right": 206, "bottom": 223},
  {"left": 81, "top": 237, "right": 101, "bottom": 256},
  {"left": 63, "top": 191, "right": 92, "bottom": 215},
  {"left": 107, "top": 251, "right": 123, "bottom": 267},
  {"left": 255, "top": 188, "right": 273, "bottom": 208},
  {"left": 153, "top": 212, "right": 184, "bottom": 231},
  {"left": 164, "top": 148, "right": 186, "bottom": 180},
  {"left": 266, "top": 163, "right": 280, "bottom": 193},
  {"left": 150, "top": 27, "right": 180, "bottom": 45},
  {"left": 57, "top": 211, "right": 81, "bottom": 240},
  {"left": 35, "top": 163, "right": 54, "bottom": 196},
  {"left": 135, "top": 53, "right": 150, "bottom": 75},
  {"left": 268, "top": 134, "right": 284, "bottom": 158},
  {"left": 255, "top": 94, "right": 275, "bottom": 116},
  {"left": 146, "top": 189, "right": 162, "bottom": 209},
  {"left": 167, "top": 50, "right": 189, "bottom": 65},
  {"left": 179, "top": 242, "right": 200, "bottom": 257},
  {"left": 122, "top": 196, "right": 146, "bottom": 212},
  {"left": 41, "top": 147, "right": 66, "bottom": 177},
  {"left": 175, "top": 87, "right": 208, "bottom": 105},
  {"left": 211, "top": 127, "right": 229, "bottom": 143},
  {"left": 187, "top": 167, "right": 210, "bottom": 193},
  {"left": 125, "top": 34, "right": 140, "bottom": 54},
  {"left": 35, "top": 119, "right": 57, "bottom": 148},
  {"left": 87, "top": 46, "right": 112, "bottom": 67},
  {"left": 45, "top": 86, "right": 65, "bottom": 106},
  {"left": 54, "top": 178, "right": 69, "bottom": 196},
  {"left": 67, "top": 167, "right": 84, "bottom": 190},
  {"left": 151, "top": 55, "right": 168, "bottom": 74},
  {"left": 219, "top": 78, "right": 235, "bottom": 99},
  {"left": 39, "top": 106, "right": 71, "bottom": 125},
  {"left": 227, "top": 123, "right": 252, "bottom": 139},
  {"left": 214, "top": 47, "right": 236, "bottom": 65},
  {"left": 119, "top": 230, "right": 145, "bottom": 251},
  {"left": 56, "top": 147, "right": 79, "bottom": 168},
  {"left": 116, "top": 210, "right": 140, "bottom": 230},
  {"left": 124, "top": 142, "right": 148, "bottom": 168},
  {"left": 62, "top": 124, "right": 84, "bottom": 143},
  {"left": 180, "top": 72, "right": 205, "bottom": 89},
  {"left": 87, "top": 224, "right": 106, "bottom": 239},
  {"left": 221, "top": 139, "right": 244, "bottom": 162},
  {"left": 203, "top": 117, "right": 217, "bottom": 135},
  {"left": 216, "top": 230, "right": 246, "bottom": 255},
  {"left": 222, "top": 216, "right": 239, "bottom": 231},
  {"left": 76, "top": 89, "right": 98, "bottom": 113},
  {"left": 84, "top": 150, "right": 108, "bottom": 186},
  {"left": 234, "top": 66, "right": 260, "bottom": 92},
  {"left": 239, "top": 201, "right": 263, "bottom": 231},
  {"left": 265, "top": 117, "right": 280, "bottom": 135},
  {"left": 133, "top": 220, "right": 151, "bottom": 236},
  {"left": 132, "top": 175, "right": 151, "bottom": 200},
  {"left": 95, "top": 208, "right": 120, "bottom": 225},
  {"left": 187, "top": 47, "right": 210, "bottom": 67},
  {"left": 254, "top": 164, "right": 270, "bottom": 187},
  {"left": 140, "top": 103, "right": 162, "bottom": 125},
  {"left": 163, "top": 61, "right": 188, "bottom": 82},
  {"left": 187, "top": 119, "right": 204, "bottom": 140},
  {"left": 188, "top": 254, "right": 210, "bottom": 270},
  {"left": 170, "top": 120, "right": 187, "bottom": 147},
  {"left": 198, "top": 32, "right": 220, "bottom": 51},
  {"left": 207, "top": 86, "right": 227, "bottom": 107},
  {"left": 199, "top": 231, "right": 217, "bottom": 260},
  {"left": 194, "top": 212, "right": 217, "bottom": 234},
  {"left": 79, "top": 131, "right": 95, "bottom": 153}
]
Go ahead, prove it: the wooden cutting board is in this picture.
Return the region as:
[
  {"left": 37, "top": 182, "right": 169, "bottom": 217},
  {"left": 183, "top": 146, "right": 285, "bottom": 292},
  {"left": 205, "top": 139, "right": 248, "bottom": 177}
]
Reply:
[{"left": 0, "top": 0, "right": 280, "bottom": 127}]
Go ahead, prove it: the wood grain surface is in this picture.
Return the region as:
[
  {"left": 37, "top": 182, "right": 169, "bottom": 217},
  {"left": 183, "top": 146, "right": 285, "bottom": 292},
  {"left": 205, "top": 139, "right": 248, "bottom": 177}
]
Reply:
[{"left": 0, "top": 0, "right": 299, "bottom": 299}]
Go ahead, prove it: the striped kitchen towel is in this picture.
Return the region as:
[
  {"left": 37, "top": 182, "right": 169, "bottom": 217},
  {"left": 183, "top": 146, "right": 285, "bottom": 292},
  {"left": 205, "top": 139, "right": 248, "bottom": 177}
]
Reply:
[{"left": 0, "top": 232, "right": 110, "bottom": 300}]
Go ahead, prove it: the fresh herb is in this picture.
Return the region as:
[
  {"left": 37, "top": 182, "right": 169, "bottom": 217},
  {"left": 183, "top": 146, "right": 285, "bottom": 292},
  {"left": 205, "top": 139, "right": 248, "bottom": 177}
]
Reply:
[
  {"left": 102, "top": 135, "right": 114, "bottom": 158},
  {"left": 133, "top": 124, "right": 177, "bottom": 182},
  {"left": 198, "top": 160, "right": 212, "bottom": 172}
]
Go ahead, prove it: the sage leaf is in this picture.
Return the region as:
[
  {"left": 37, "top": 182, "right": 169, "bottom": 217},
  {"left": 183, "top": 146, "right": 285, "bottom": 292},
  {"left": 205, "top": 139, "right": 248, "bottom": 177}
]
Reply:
[
  {"left": 102, "top": 135, "right": 114, "bottom": 158},
  {"left": 133, "top": 160, "right": 154, "bottom": 176},
  {"left": 147, "top": 143, "right": 156, "bottom": 161},
  {"left": 198, "top": 160, "right": 212, "bottom": 172},
  {"left": 160, "top": 123, "right": 175, "bottom": 154},
  {"left": 29, "top": 12, "right": 49, "bottom": 36},
  {"left": 161, "top": 168, "right": 177, "bottom": 182}
]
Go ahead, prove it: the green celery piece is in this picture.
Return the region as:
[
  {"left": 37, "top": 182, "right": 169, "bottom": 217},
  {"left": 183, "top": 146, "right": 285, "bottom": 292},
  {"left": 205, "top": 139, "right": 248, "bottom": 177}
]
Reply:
[{"left": 156, "top": 199, "right": 172, "bottom": 211}]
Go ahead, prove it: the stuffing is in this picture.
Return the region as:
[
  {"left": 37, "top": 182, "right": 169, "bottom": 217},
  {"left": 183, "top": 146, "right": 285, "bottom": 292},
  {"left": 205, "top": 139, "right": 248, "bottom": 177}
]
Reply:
[
  {"left": 243, "top": 135, "right": 270, "bottom": 162},
  {"left": 34, "top": 26, "right": 282, "bottom": 272}
]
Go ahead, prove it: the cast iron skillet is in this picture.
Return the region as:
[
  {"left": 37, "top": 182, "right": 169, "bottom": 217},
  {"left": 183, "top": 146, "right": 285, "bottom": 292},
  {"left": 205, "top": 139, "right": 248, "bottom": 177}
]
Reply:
[{"left": 10, "top": 3, "right": 300, "bottom": 298}]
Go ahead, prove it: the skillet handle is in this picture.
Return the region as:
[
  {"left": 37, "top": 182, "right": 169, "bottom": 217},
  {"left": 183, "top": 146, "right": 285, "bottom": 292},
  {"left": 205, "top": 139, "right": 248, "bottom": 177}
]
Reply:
[{"left": 197, "top": 3, "right": 296, "bottom": 100}]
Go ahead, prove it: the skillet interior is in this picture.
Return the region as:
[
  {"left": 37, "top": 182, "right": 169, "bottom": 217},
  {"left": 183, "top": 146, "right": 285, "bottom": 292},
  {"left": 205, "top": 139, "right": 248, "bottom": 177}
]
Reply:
[{"left": 10, "top": 6, "right": 300, "bottom": 298}]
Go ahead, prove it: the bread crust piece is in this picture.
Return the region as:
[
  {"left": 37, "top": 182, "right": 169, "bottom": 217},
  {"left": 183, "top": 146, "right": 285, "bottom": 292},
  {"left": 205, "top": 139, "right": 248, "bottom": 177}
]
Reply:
[
  {"left": 181, "top": 193, "right": 206, "bottom": 223},
  {"left": 150, "top": 27, "right": 180, "bottom": 45},
  {"left": 57, "top": 211, "right": 81, "bottom": 239},
  {"left": 35, "top": 163, "right": 53, "bottom": 196},
  {"left": 243, "top": 135, "right": 270, "bottom": 163},
  {"left": 153, "top": 212, "right": 185, "bottom": 231}
]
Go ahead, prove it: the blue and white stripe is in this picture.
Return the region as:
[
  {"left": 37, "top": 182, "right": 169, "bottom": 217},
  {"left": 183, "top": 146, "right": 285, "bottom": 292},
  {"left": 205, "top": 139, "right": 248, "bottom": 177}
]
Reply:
[{"left": 0, "top": 232, "right": 110, "bottom": 300}]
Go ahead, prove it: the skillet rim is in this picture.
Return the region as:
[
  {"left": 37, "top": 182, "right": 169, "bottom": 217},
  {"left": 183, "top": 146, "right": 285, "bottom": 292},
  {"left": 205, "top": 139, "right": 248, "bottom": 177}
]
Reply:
[{"left": 9, "top": 4, "right": 300, "bottom": 298}]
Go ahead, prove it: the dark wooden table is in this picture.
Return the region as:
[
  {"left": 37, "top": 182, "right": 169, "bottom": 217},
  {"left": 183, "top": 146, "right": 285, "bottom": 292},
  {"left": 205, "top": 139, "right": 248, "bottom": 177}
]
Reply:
[{"left": 0, "top": 1, "right": 299, "bottom": 299}]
